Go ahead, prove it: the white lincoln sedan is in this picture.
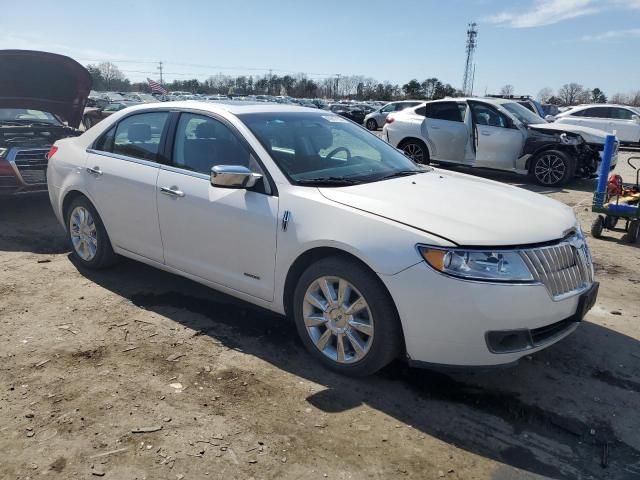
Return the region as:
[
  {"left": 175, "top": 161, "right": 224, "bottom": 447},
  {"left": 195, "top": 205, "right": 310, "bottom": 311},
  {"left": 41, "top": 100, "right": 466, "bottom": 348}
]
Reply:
[{"left": 47, "top": 101, "right": 598, "bottom": 375}]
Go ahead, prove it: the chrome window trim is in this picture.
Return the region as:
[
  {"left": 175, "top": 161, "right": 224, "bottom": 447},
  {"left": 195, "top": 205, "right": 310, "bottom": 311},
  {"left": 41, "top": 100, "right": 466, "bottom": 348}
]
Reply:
[{"left": 86, "top": 149, "right": 160, "bottom": 169}]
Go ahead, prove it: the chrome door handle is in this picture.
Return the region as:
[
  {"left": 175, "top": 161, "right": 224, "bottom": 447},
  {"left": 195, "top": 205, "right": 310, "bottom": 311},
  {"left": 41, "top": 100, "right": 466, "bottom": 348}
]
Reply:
[
  {"left": 160, "top": 186, "right": 185, "bottom": 197},
  {"left": 86, "top": 166, "right": 102, "bottom": 175}
]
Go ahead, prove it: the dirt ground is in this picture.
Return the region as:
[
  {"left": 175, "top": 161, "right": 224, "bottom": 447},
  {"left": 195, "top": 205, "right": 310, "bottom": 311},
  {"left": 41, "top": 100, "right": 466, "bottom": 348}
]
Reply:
[{"left": 1, "top": 152, "right": 640, "bottom": 480}]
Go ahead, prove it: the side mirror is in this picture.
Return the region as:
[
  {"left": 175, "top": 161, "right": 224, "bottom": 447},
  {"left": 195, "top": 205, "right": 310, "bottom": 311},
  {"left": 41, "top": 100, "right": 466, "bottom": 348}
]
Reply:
[
  {"left": 210, "top": 165, "right": 262, "bottom": 189},
  {"left": 545, "top": 115, "right": 556, "bottom": 122},
  {"left": 632, "top": 114, "right": 640, "bottom": 124}
]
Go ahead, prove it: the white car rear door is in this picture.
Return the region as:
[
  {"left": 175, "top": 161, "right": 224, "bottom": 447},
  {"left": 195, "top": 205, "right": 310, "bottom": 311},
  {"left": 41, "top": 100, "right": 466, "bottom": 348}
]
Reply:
[
  {"left": 608, "top": 107, "right": 640, "bottom": 143},
  {"left": 85, "top": 111, "right": 170, "bottom": 263},
  {"left": 468, "top": 101, "right": 524, "bottom": 170},
  {"left": 156, "top": 112, "right": 279, "bottom": 302},
  {"left": 420, "top": 101, "right": 468, "bottom": 162}
]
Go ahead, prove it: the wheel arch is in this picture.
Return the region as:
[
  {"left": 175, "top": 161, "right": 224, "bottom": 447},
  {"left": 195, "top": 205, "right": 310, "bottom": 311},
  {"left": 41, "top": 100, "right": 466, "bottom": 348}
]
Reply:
[
  {"left": 526, "top": 144, "right": 576, "bottom": 173},
  {"left": 282, "top": 247, "right": 405, "bottom": 352}
]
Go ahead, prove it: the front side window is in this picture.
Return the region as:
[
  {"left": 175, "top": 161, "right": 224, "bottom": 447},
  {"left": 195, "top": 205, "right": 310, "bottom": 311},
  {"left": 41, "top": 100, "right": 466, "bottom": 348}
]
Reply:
[
  {"left": 470, "top": 102, "right": 510, "bottom": 128},
  {"left": 238, "top": 112, "right": 422, "bottom": 185},
  {"left": 380, "top": 104, "right": 395, "bottom": 113},
  {"left": 426, "top": 102, "right": 463, "bottom": 122},
  {"left": 112, "top": 112, "right": 169, "bottom": 161},
  {"left": 172, "top": 113, "right": 263, "bottom": 176}
]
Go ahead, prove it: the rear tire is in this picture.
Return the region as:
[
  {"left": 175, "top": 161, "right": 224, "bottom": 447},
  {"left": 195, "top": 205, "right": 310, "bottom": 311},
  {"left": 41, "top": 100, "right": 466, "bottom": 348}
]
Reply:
[
  {"left": 292, "top": 256, "right": 403, "bottom": 376},
  {"left": 399, "top": 139, "right": 430, "bottom": 165},
  {"left": 530, "top": 149, "right": 575, "bottom": 187},
  {"left": 590, "top": 215, "right": 604, "bottom": 238},
  {"left": 65, "top": 196, "right": 118, "bottom": 269},
  {"left": 622, "top": 220, "right": 640, "bottom": 243},
  {"left": 366, "top": 119, "right": 378, "bottom": 131}
]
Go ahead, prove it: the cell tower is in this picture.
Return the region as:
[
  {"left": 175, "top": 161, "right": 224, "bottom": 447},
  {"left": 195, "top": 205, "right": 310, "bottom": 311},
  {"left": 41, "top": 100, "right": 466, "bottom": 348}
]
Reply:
[{"left": 462, "top": 23, "right": 478, "bottom": 95}]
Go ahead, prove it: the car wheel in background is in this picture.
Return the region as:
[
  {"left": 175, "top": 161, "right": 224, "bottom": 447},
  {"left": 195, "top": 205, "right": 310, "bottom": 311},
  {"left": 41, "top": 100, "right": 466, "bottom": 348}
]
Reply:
[
  {"left": 292, "top": 256, "right": 402, "bottom": 376},
  {"left": 65, "top": 196, "right": 118, "bottom": 269},
  {"left": 530, "top": 149, "right": 575, "bottom": 187},
  {"left": 366, "top": 119, "right": 378, "bottom": 130},
  {"left": 590, "top": 215, "right": 604, "bottom": 238},
  {"left": 399, "top": 139, "right": 430, "bottom": 165}
]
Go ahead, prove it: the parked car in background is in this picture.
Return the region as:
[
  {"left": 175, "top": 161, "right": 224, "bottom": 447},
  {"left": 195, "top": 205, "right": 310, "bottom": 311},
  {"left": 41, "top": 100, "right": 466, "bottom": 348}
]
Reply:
[
  {"left": 47, "top": 101, "right": 597, "bottom": 375},
  {"left": 552, "top": 104, "right": 640, "bottom": 145},
  {"left": 0, "top": 49, "right": 90, "bottom": 196},
  {"left": 329, "top": 104, "right": 367, "bottom": 124},
  {"left": 384, "top": 97, "right": 617, "bottom": 187},
  {"left": 364, "top": 100, "right": 422, "bottom": 130},
  {"left": 83, "top": 101, "right": 139, "bottom": 129},
  {"left": 127, "top": 93, "right": 159, "bottom": 103},
  {"left": 487, "top": 95, "right": 545, "bottom": 117}
]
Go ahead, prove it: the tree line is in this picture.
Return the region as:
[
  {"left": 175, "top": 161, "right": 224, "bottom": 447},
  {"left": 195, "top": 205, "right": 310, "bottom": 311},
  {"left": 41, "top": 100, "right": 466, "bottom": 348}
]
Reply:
[{"left": 87, "top": 62, "right": 639, "bottom": 106}]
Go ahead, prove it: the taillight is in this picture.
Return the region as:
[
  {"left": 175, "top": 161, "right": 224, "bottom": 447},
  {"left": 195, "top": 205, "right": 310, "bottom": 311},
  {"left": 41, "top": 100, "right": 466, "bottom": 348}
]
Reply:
[
  {"left": 386, "top": 116, "right": 395, "bottom": 124},
  {"left": 0, "top": 158, "right": 14, "bottom": 176},
  {"left": 46, "top": 146, "right": 58, "bottom": 160}
]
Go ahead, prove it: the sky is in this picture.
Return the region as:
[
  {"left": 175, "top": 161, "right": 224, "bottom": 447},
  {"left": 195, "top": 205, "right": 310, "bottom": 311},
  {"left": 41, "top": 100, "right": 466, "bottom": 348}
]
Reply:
[{"left": 2, "top": 0, "right": 640, "bottom": 97}]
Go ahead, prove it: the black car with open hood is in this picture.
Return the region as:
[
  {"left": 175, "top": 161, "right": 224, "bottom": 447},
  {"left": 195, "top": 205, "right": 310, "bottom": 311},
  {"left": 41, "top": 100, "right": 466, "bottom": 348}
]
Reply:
[{"left": 0, "top": 50, "right": 91, "bottom": 195}]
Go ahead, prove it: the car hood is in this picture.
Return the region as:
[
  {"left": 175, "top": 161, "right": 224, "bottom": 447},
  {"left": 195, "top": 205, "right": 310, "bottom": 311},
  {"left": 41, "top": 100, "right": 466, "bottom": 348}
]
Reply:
[
  {"left": 0, "top": 50, "right": 92, "bottom": 128},
  {"left": 529, "top": 122, "right": 608, "bottom": 144},
  {"left": 319, "top": 169, "right": 576, "bottom": 246}
]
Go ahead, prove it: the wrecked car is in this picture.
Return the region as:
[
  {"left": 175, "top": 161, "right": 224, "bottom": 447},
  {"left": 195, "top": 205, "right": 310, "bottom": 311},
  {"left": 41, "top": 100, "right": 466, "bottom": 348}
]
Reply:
[
  {"left": 384, "top": 97, "right": 618, "bottom": 187},
  {"left": 0, "top": 49, "right": 91, "bottom": 195}
]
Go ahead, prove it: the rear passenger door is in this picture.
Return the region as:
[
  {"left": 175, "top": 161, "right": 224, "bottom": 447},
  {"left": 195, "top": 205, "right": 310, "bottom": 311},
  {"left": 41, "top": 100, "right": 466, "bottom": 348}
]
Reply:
[
  {"left": 420, "top": 101, "right": 468, "bottom": 162},
  {"left": 156, "top": 112, "right": 279, "bottom": 302},
  {"left": 86, "top": 111, "right": 169, "bottom": 262}
]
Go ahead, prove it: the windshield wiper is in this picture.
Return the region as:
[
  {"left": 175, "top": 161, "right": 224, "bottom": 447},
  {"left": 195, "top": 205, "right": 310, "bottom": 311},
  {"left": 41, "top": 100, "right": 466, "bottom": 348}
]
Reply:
[
  {"left": 371, "top": 170, "right": 425, "bottom": 182},
  {"left": 296, "top": 176, "right": 362, "bottom": 186}
]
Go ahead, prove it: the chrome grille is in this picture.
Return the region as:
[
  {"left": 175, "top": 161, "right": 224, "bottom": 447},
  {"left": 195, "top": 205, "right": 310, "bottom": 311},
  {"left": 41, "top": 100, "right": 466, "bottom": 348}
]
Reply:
[
  {"left": 12, "top": 148, "right": 49, "bottom": 185},
  {"left": 520, "top": 234, "right": 594, "bottom": 299}
]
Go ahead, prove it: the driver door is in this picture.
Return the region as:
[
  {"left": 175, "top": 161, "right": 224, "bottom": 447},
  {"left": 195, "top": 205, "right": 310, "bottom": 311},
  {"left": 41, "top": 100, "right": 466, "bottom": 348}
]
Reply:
[
  {"left": 468, "top": 101, "right": 524, "bottom": 170},
  {"left": 156, "top": 113, "right": 279, "bottom": 302}
]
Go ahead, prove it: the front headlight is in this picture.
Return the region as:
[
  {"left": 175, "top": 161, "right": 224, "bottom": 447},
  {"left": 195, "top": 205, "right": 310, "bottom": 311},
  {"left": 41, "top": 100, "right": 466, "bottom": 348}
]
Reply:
[{"left": 418, "top": 246, "right": 534, "bottom": 282}]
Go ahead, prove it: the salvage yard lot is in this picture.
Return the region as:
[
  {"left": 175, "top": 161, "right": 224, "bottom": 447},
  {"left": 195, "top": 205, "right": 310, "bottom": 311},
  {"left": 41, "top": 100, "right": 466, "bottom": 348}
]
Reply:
[{"left": 1, "top": 155, "right": 640, "bottom": 480}]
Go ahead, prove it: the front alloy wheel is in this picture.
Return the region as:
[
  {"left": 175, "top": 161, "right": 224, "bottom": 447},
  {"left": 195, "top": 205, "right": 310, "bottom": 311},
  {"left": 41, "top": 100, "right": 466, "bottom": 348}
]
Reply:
[
  {"left": 293, "top": 256, "right": 402, "bottom": 376},
  {"left": 531, "top": 150, "right": 574, "bottom": 187},
  {"left": 303, "top": 276, "right": 374, "bottom": 364}
]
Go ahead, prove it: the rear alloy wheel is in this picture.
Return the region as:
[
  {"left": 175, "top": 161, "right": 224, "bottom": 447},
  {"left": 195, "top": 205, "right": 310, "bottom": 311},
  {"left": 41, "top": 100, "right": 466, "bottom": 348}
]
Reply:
[
  {"left": 531, "top": 150, "right": 575, "bottom": 187},
  {"left": 293, "top": 257, "right": 402, "bottom": 376},
  {"left": 400, "top": 140, "right": 429, "bottom": 165},
  {"left": 366, "top": 119, "right": 378, "bottom": 131},
  {"left": 66, "top": 196, "right": 118, "bottom": 269}
]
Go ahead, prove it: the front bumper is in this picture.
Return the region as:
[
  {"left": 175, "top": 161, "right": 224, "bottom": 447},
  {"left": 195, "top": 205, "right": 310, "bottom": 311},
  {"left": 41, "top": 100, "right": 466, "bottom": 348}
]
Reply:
[
  {"left": 0, "top": 148, "right": 49, "bottom": 196},
  {"left": 381, "top": 261, "right": 593, "bottom": 367}
]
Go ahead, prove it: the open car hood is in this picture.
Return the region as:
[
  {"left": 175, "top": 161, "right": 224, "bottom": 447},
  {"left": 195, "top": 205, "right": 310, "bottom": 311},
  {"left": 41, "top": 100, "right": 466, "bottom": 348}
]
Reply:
[{"left": 0, "top": 50, "right": 92, "bottom": 128}]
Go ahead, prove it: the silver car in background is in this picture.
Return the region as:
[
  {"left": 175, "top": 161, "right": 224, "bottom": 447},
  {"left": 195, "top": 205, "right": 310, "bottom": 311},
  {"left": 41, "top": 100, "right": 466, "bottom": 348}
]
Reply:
[{"left": 364, "top": 100, "right": 422, "bottom": 130}]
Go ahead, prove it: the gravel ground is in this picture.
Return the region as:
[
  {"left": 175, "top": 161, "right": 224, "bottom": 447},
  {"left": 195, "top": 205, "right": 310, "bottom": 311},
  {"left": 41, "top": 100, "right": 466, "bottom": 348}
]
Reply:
[{"left": 1, "top": 152, "right": 639, "bottom": 480}]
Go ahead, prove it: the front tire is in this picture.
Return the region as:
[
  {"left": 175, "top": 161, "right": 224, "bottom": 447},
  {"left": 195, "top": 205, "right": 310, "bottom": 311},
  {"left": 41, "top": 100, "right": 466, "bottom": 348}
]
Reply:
[
  {"left": 530, "top": 149, "right": 575, "bottom": 187},
  {"left": 366, "top": 119, "right": 378, "bottom": 131},
  {"left": 65, "top": 196, "right": 118, "bottom": 269},
  {"left": 399, "top": 139, "right": 430, "bottom": 165},
  {"left": 292, "top": 256, "right": 402, "bottom": 376}
]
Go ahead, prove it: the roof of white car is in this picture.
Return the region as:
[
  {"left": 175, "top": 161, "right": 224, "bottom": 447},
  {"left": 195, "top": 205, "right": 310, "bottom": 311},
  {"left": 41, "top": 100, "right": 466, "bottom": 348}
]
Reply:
[{"left": 124, "top": 100, "right": 323, "bottom": 115}]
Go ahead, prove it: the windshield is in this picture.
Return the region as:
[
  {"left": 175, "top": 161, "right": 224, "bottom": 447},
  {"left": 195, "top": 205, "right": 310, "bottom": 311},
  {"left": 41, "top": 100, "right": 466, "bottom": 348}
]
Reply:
[
  {"left": 238, "top": 112, "right": 424, "bottom": 185},
  {"left": 501, "top": 102, "right": 546, "bottom": 125},
  {"left": 0, "top": 108, "right": 60, "bottom": 124}
]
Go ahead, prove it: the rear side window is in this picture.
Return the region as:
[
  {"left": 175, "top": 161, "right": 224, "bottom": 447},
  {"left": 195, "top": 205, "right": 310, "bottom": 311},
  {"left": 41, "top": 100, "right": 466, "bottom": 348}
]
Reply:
[
  {"left": 112, "top": 112, "right": 169, "bottom": 161},
  {"left": 415, "top": 106, "right": 427, "bottom": 116},
  {"left": 610, "top": 108, "right": 633, "bottom": 120},
  {"left": 425, "top": 102, "right": 463, "bottom": 122},
  {"left": 95, "top": 126, "right": 115, "bottom": 152}
]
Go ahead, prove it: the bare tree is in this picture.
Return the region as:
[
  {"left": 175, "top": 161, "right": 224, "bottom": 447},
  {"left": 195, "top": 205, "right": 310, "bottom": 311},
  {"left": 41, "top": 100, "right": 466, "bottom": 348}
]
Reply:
[
  {"left": 98, "top": 62, "right": 125, "bottom": 90},
  {"left": 629, "top": 91, "right": 640, "bottom": 107},
  {"left": 537, "top": 87, "right": 554, "bottom": 103},
  {"left": 499, "top": 84, "right": 515, "bottom": 96},
  {"left": 610, "top": 92, "right": 629, "bottom": 104},
  {"left": 557, "top": 83, "right": 584, "bottom": 106}
]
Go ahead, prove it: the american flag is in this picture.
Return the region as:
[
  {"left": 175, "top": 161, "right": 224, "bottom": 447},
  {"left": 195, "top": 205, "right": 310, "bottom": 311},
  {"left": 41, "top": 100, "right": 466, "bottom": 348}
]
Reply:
[{"left": 147, "top": 78, "right": 167, "bottom": 95}]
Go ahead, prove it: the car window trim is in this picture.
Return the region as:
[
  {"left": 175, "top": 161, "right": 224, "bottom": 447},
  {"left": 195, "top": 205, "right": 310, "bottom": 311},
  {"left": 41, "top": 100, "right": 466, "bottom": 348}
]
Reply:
[
  {"left": 85, "top": 149, "right": 162, "bottom": 169},
  {"left": 164, "top": 108, "right": 278, "bottom": 196}
]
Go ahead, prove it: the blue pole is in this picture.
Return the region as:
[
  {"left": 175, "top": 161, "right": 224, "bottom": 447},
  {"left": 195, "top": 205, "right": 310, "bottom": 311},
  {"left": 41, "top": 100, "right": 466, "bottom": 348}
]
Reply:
[{"left": 594, "top": 134, "right": 617, "bottom": 208}]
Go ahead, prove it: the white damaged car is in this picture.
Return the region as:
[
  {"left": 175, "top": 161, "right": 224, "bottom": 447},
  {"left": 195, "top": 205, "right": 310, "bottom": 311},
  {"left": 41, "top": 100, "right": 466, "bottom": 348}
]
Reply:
[{"left": 47, "top": 101, "right": 598, "bottom": 375}]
